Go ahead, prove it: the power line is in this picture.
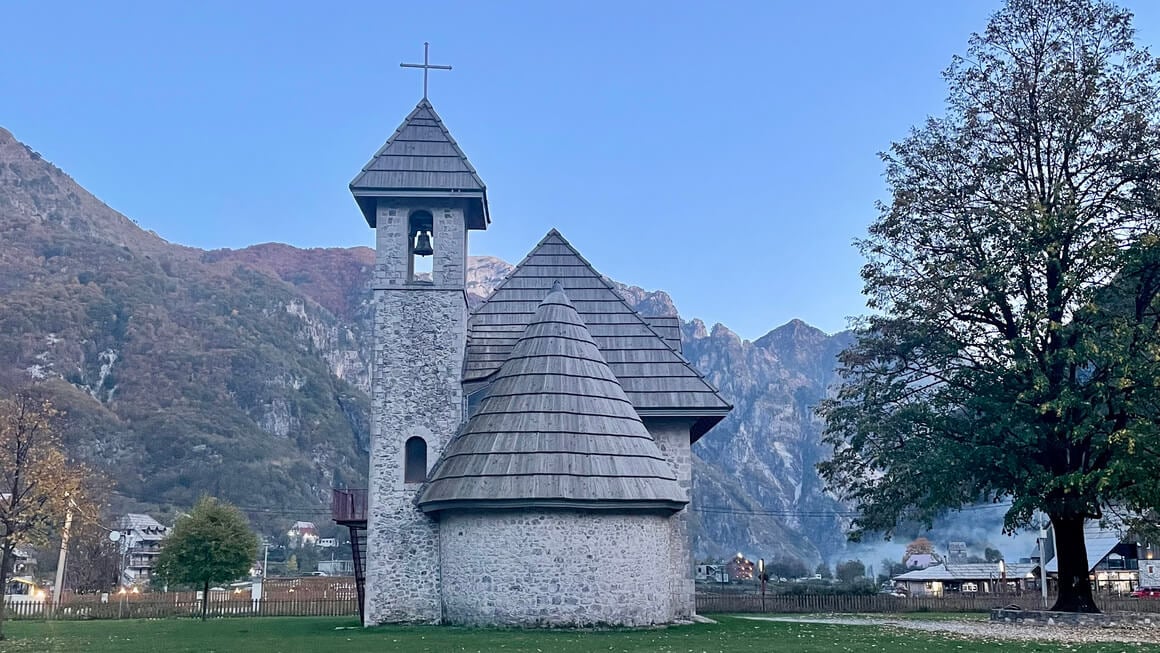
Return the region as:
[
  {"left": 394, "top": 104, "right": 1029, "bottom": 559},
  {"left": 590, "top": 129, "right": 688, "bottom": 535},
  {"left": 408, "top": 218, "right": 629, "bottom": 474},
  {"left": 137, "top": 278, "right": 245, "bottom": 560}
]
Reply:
[
  {"left": 227, "top": 501, "right": 1014, "bottom": 520},
  {"left": 696, "top": 502, "right": 1013, "bottom": 519}
]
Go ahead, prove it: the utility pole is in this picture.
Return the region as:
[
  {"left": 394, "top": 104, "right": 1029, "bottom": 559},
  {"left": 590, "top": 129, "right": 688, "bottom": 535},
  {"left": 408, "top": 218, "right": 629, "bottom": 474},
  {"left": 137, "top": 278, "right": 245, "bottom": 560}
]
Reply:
[
  {"left": 51, "top": 496, "right": 75, "bottom": 614},
  {"left": 758, "top": 559, "right": 766, "bottom": 612}
]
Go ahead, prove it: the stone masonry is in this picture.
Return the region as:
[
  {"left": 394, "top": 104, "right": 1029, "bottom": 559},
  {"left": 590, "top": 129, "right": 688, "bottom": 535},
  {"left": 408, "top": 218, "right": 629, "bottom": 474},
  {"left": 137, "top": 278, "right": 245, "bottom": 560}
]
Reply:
[
  {"left": 439, "top": 511, "right": 673, "bottom": 627},
  {"left": 364, "top": 198, "right": 468, "bottom": 624}
]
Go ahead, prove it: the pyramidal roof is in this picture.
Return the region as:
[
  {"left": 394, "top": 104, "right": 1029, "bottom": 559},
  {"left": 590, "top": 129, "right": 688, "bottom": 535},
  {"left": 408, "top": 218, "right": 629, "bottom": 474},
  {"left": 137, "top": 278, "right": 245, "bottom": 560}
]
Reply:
[
  {"left": 465, "top": 230, "right": 731, "bottom": 441},
  {"left": 349, "top": 99, "right": 488, "bottom": 228},
  {"left": 418, "top": 282, "right": 688, "bottom": 514}
]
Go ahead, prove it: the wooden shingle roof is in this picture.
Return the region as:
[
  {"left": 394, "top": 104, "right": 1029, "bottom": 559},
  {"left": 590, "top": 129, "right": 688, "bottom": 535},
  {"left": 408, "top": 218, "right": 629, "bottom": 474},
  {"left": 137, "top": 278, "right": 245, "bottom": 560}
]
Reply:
[
  {"left": 465, "top": 230, "right": 731, "bottom": 441},
  {"left": 349, "top": 99, "right": 488, "bottom": 229},
  {"left": 418, "top": 282, "right": 688, "bottom": 514}
]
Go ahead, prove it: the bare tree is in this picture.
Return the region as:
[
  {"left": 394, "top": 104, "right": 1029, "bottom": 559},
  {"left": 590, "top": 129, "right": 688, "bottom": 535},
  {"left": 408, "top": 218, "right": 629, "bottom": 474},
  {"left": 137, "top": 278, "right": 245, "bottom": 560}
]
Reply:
[{"left": 0, "top": 390, "right": 85, "bottom": 639}]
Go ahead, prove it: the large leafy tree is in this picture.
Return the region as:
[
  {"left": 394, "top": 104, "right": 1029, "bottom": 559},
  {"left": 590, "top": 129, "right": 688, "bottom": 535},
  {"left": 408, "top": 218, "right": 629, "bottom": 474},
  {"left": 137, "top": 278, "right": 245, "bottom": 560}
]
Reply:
[
  {"left": 154, "top": 497, "right": 259, "bottom": 620},
  {"left": 819, "top": 0, "right": 1160, "bottom": 613},
  {"left": 0, "top": 389, "right": 87, "bottom": 639}
]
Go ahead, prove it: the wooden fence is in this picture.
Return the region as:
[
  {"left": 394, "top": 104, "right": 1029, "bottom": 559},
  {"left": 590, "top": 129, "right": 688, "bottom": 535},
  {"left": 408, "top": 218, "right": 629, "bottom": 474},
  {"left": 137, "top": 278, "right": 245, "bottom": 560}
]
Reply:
[
  {"left": 6, "top": 592, "right": 1157, "bottom": 621},
  {"left": 3, "top": 598, "right": 358, "bottom": 621},
  {"left": 696, "top": 592, "right": 1160, "bottom": 614}
]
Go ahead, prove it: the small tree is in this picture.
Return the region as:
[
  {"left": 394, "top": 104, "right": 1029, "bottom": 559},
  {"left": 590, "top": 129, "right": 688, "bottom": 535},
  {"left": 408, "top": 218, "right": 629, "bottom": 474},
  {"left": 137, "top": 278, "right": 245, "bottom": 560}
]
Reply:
[
  {"left": 984, "top": 548, "right": 1004, "bottom": 564},
  {"left": 815, "top": 562, "right": 832, "bottom": 580},
  {"left": 154, "top": 497, "right": 259, "bottom": 620},
  {"left": 0, "top": 390, "right": 85, "bottom": 640},
  {"left": 836, "top": 560, "right": 867, "bottom": 584},
  {"left": 903, "top": 538, "right": 935, "bottom": 565}
]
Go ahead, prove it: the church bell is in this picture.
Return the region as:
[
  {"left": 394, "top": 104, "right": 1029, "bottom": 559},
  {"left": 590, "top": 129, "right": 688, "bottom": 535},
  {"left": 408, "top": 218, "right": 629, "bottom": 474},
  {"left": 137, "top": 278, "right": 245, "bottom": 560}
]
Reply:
[{"left": 413, "top": 229, "right": 434, "bottom": 257}]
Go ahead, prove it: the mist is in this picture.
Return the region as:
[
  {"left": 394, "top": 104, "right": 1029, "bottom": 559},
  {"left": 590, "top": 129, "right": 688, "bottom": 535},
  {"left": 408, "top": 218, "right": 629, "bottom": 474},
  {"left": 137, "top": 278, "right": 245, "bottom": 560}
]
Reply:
[{"left": 833, "top": 503, "right": 1046, "bottom": 571}]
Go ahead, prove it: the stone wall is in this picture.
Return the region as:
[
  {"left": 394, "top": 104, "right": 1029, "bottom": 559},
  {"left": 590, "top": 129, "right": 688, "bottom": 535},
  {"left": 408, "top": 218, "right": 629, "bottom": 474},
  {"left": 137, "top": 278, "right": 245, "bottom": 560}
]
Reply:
[
  {"left": 364, "top": 198, "right": 468, "bottom": 625},
  {"left": 646, "top": 417, "right": 696, "bottom": 621},
  {"left": 992, "top": 608, "right": 1159, "bottom": 627},
  {"left": 439, "top": 510, "right": 674, "bottom": 627}
]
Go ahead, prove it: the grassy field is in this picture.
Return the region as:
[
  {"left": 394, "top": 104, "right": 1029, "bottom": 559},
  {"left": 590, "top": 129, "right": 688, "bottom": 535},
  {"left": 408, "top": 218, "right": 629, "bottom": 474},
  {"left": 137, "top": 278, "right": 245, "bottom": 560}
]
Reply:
[{"left": 0, "top": 614, "right": 1154, "bottom": 653}]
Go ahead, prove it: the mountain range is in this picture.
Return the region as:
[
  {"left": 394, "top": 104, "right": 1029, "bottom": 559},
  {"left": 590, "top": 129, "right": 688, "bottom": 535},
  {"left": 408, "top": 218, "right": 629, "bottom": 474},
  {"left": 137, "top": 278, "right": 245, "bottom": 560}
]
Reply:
[{"left": 0, "top": 126, "right": 856, "bottom": 563}]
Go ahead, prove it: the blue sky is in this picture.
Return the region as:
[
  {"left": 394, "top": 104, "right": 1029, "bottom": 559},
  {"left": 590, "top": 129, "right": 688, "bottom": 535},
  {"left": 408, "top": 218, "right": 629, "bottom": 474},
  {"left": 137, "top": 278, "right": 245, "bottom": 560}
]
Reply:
[{"left": 5, "top": 1, "right": 1160, "bottom": 338}]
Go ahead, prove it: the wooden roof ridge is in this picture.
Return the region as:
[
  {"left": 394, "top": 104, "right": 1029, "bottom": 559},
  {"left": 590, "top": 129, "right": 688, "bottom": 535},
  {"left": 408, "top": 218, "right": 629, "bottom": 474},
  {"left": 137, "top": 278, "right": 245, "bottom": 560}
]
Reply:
[{"left": 418, "top": 281, "right": 688, "bottom": 514}]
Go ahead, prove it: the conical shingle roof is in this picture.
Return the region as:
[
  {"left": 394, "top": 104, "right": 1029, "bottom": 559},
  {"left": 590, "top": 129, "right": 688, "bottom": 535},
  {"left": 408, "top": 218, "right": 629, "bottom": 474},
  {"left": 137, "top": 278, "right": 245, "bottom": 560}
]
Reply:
[
  {"left": 349, "top": 98, "right": 488, "bottom": 228},
  {"left": 418, "top": 282, "right": 687, "bottom": 514}
]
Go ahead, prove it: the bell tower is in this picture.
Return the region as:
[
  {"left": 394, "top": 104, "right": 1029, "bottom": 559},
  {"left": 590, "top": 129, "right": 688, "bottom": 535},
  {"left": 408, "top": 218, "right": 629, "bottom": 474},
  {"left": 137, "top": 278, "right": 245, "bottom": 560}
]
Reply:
[{"left": 350, "top": 96, "right": 489, "bottom": 624}]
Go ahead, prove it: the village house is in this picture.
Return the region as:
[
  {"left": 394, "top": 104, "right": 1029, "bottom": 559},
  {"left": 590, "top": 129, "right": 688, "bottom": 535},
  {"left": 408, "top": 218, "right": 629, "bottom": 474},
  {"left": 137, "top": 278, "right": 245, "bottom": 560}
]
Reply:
[
  {"left": 893, "top": 561, "right": 1041, "bottom": 597},
  {"left": 117, "top": 514, "right": 169, "bottom": 586},
  {"left": 905, "top": 553, "right": 937, "bottom": 569},
  {"left": 695, "top": 563, "right": 729, "bottom": 583},
  {"left": 287, "top": 521, "right": 320, "bottom": 546},
  {"left": 1043, "top": 518, "right": 1160, "bottom": 594},
  {"left": 8, "top": 546, "right": 35, "bottom": 576},
  {"left": 726, "top": 555, "right": 756, "bottom": 582}
]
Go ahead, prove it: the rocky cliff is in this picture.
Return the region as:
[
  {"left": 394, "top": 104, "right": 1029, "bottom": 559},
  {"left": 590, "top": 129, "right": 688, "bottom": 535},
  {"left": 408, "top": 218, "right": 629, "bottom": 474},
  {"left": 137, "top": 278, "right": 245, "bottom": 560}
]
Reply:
[{"left": 0, "top": 126, "right": 852, "bottom": 561}]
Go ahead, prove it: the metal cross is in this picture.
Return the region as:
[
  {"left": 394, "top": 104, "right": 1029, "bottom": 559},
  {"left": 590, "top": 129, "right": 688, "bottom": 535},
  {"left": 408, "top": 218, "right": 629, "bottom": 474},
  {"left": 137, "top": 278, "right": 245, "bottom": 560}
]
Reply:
[{"left": 400, "top": 42, "right": 452, "bottom": 99}]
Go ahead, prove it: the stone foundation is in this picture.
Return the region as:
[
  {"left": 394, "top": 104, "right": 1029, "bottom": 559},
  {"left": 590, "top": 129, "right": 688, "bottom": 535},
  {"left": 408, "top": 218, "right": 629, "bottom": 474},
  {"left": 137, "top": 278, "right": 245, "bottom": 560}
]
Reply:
[{"left": 439, "top": 510, "right": 674, "bottom": 627}]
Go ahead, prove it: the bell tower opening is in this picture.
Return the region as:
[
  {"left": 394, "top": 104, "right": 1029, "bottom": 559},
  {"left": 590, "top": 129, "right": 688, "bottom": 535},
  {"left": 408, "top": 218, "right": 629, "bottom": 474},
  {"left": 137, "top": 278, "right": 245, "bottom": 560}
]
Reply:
[{"left": 408, "top": 210, "right": 434, "bottom": 283}]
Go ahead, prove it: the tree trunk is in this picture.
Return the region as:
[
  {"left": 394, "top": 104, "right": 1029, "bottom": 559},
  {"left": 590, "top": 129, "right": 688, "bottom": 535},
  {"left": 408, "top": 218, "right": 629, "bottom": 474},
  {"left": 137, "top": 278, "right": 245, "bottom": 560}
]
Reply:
[
  {"left": 0, "top": 540, "right": 12, "bottom": 640},
  {"left": 1049, "top": 514, "right": 1100, "bottom": 613},
  {"left": 201, "top": 579, "right": 209, "bottom": 621}
]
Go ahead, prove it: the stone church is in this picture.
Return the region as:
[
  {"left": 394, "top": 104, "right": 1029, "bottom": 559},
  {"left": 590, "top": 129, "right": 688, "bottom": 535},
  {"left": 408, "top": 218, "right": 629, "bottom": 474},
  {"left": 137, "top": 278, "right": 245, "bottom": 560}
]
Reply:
[{"left": 350, "top": 96, "right": 731, "bottom": 627}]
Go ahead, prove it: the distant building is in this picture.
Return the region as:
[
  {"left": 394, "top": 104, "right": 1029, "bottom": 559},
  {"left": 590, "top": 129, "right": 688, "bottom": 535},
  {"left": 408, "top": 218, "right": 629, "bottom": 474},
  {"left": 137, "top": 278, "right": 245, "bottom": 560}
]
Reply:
[
  {"left": 287, "top": 521, "right": 320, "bottom": 546},
  {"left": 726, "top": 555, "right": 756, "bottom": 582},
  {"left": 1044, "top": 518, "right": 1159, "bottom": 593},
  {"left": 893, "top": 562, "right": 1041, "bottom": 597},
  {"left": 117, "top": 514, "right": 169, "bottom": 586},
  {"left": 906, "top": 554, "right": 936, "bottom": 569},
  {"left": 1141, "top": 559, "right": 1160, "bottom": 588},
  {"left": 7, "top": 546, "right": 36, "bottom": 577},
  {"left": 947, "top": 542, "right": 968, "bottom": 566},
  {"left": 317, "top": 559, "right": 354, "bottom": 576},
  {"left": 696, "top": 564, "right": 729, "bottom": 583}
]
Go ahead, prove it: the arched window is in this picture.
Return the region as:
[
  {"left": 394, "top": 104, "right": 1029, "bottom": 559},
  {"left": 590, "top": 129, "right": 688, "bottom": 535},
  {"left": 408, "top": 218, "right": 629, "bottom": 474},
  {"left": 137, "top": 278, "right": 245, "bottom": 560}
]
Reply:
[{"left": 404, "top": 436, "right": 427, "bottom": 483}]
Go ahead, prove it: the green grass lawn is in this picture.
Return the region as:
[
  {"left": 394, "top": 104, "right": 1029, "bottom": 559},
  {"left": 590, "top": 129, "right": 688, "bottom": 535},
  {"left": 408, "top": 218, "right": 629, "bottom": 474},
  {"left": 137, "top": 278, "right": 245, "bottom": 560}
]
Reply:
[{"left": 0, "top": 615, "right": 1153, "bottom": 653}]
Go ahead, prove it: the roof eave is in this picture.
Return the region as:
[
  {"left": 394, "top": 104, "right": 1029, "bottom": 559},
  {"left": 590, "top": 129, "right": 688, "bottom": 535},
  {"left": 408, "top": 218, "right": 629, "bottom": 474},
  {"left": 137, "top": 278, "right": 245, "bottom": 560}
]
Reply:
[
  {"left": 349, "top": 188, "right": 489, "bottom": 229},
  {"left": 635, "top": 408, "right": 731, "bottom": 444},
  {"left": 418, "top": 497, "right": 688, "bottom": 515}
]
